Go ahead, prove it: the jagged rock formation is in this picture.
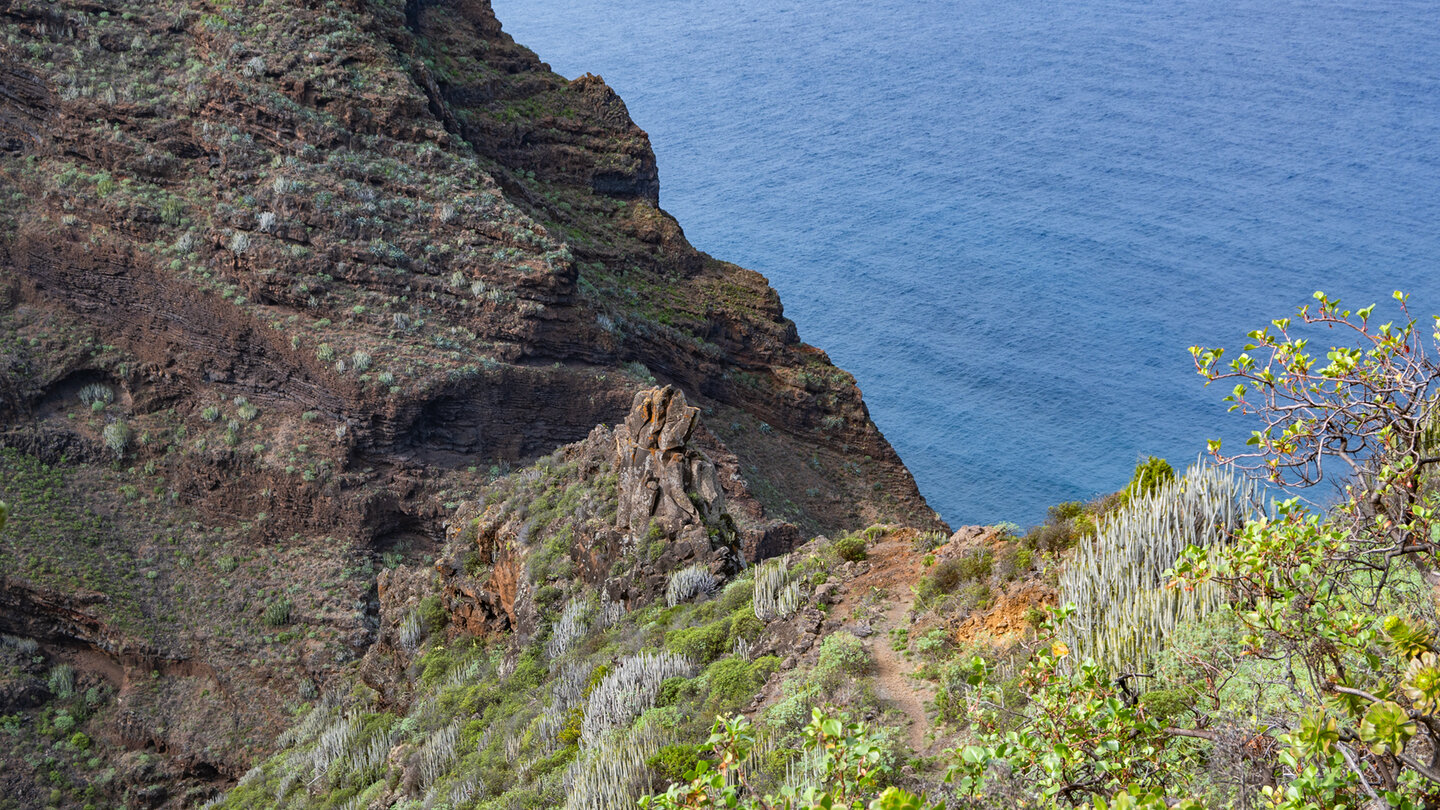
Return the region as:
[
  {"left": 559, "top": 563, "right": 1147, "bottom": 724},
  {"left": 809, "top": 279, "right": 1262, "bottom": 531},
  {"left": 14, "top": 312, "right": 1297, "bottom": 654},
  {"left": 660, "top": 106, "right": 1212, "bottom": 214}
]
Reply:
[
  {"left": 613, "top": 385, "right": 726, "bottom": 543},
  {"left": 434, "top": 386, "right": 749, "bottom": 645}
]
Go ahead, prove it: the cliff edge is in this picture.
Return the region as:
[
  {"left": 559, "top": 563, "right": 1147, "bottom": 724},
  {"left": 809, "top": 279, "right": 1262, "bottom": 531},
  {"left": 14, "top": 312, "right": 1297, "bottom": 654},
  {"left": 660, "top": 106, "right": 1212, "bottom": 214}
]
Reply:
[{"left": 0, "top": 0, "right": 943, "bottom": 805}]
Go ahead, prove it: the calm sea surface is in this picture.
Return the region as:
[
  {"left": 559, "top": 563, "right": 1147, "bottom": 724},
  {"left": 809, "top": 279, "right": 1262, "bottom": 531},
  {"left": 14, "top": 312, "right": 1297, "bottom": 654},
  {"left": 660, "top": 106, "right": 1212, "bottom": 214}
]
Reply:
[{"left": 491, "top": 0, "right": 1440, "bottom": 527}]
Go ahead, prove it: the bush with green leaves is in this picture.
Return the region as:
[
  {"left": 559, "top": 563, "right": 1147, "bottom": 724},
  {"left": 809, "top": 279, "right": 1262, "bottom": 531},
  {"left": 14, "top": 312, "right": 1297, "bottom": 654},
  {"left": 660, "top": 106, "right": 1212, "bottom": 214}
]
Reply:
[
  {"left": 667, "top": 618, "right": 732, "bottom": 665},
  {"left": 916, "top": 548, "right": 992, "bottom": 607},
  {"left": 948, "top": 608, "right": 1211, "bottom": 806},
  {"left": 1118, "top": 455, "right": 1174, "bottom": 506},
  {"left": 833, "top": 534, "right": 867, "bottom": 562},
  {"left": 812, "top": 632, "right": 870, "bottom": 691},
  {"left": 956, "top": 293, "right": 1440, "bottom": 809},
  {"left": 640, "top": 710, "right": 937, "bottom": 810}
]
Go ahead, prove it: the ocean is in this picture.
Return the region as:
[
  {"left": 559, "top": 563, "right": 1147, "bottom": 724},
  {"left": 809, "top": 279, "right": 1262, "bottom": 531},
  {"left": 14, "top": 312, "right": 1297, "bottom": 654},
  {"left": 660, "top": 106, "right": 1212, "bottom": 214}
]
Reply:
[{"left": 491, "top": 0, "right": 1440, "bottom": 527}]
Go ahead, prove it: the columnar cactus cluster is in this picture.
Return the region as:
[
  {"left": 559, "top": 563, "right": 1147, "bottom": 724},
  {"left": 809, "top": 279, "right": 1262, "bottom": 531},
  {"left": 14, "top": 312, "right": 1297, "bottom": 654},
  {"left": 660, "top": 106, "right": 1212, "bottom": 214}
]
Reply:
[
  {"left": 581, "top": 652, "right": 694, "bottom": 743},
  {"left": 563, "top": 725, "right": 664, "bottom": 810},
  {"left": 417, "top": 721, "right": 461, "bottom": 791},
  {"left": 1059, "top": 461, "right": 1259, "bottom": 672},
  {"left": 397, "top": 609, "right": 423, "bottom": 652},
  {"left": 666, "top": 564, "right": 719, "bottom": 607},
  {"left": 754, "top": 555, "right": 801, "bottom": 621},
  {"left": 548, "top": 598, "right": 592, "bottom": 661}
]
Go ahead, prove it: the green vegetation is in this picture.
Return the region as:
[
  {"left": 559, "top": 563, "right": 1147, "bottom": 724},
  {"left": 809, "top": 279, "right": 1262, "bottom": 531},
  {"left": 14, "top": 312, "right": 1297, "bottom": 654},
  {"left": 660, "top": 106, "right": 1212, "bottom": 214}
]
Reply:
[
  {"left": 833, "top": 533, "right": 868, "bottom": 562},
  {"left": 641, "top": 711, "right": 935, "bottom": 809},
  {"left": 948, "top": 292, "right": 1440, "bottom": 809}
]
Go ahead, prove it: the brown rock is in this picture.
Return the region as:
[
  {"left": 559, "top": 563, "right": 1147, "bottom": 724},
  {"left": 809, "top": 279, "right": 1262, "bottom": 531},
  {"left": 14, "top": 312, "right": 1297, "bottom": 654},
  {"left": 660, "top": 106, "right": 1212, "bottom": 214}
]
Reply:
[{"left": 614, "top": 386, "right": 726, "bottom": 541}]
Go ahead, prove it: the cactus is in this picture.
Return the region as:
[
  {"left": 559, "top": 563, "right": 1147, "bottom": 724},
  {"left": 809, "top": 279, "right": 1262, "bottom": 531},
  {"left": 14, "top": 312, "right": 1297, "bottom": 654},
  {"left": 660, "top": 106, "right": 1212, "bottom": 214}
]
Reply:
[
  {"left": 555, "top": 662, "right": 591, "bottom": 711},
  {"left": 754, "top": 556, "right": 801, "bottom": 621},
  {"left": 417, "top": 720, "right": 460, "bottom": 790},
  {"left": 598, "top": 590, "right": 625, "bottom": 629},
  {"left": 1058, "top": 461, "right": 1259, "bottom": 673},
  {"left": 581, "top": 652, "right": 694, "bottom": 743},
  {"left": 564, "top": 725, "right": 665, "bottom": 810},
  {"left": 102, "top": 420, "right": 130, "bottom": 459},
  {"left": 666, "top": 564, "right": 719, "bottom": 607},
  {"left": 548, "top": 598, "right": 591, "bottom": 661},
  {"left": 77, "top": 383, "right": 112, "bottom": 406},
  {"left": 397, "top": 609, "right": 423, "bottom": 652},
  {"left": 309, "top": 714, "right": 358, "bottom": 783}
]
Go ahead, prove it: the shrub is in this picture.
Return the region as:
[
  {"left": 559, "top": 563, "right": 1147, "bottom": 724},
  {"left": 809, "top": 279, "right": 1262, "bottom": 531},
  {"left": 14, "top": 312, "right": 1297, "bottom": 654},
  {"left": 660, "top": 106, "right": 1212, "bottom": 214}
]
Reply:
[
  {"left": 917, "top": 549, "right": 991, "bottom": 603},
  {"left": 1025, "top": 519, "right": 1081, "bottom": 552},
  {"left": 418, "top": 595, "right": 447, "bottom": 634},
  {"left": 700, "top": 656, "right": 775, "bottom": 716},
  {"left": 832, "top": 534, "right": 867, "bottom": 562},
  {"left": 813, "top": 632, "right": 870, "bottom": 690},
  {"left": 913, "top": 628, "right": 951, "bottom": 660},
  {"left": 263, "top": 599, "right": 292, "bottom": 627},
  {"left": 719, "top": 579, "right": 754, "bottom": 613},
  {"left": 1048, "top": 501, "right": 1086, "bottom": 522},
  {"left": 912, "top": 531, "right": 947, "bottom": 553},
  {"left": 1120, "top": 455, "right": 1175, "bottom": 505},
  {"left": 727, "top": 613, "right": 764, "bottom": 649},
  {"left": 656, "top": 676, "right": 691, "bottom": 708},
  {"left": 667, "top": 619, "right": 731, "bottom": 665},
  {"left": 646, "top": 743, "right": 706, "bottom": 786}
]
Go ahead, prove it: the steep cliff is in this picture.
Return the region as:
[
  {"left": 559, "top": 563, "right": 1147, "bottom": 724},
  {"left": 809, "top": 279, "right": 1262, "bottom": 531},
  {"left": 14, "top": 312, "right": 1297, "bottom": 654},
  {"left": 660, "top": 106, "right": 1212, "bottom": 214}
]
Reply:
[{"left": 0, "top": 0, "right": 943, "bottom": 806}]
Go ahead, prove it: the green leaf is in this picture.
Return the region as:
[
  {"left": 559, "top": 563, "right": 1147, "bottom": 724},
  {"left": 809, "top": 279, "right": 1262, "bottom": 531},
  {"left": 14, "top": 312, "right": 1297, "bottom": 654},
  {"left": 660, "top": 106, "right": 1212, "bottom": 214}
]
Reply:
[
  {"left": 1358, "top": 700, "right": 1416, "bottom": 755},
  {"left": 869, "top": 787, "right": 927, "bottom": 810}
]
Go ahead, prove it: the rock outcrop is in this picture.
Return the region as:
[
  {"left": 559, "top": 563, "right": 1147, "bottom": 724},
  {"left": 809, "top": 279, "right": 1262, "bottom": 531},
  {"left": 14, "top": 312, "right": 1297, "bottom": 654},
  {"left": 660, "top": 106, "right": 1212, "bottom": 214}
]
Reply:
[
  {"left": 614, "top": 385, "right": 726, "bottom": 543},
  {"left": 435, "top": 387, "right": 744, "bottom": 642}
]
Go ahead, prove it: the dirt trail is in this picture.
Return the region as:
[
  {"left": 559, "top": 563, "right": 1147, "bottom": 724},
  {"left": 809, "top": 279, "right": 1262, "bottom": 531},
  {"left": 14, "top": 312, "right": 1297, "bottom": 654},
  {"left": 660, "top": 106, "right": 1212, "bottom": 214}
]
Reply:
[
  {"left": 838, "top": 532, "right": 937, "bottom": 754},
  {"left": 870, "top": 601, "right": 934, "bottom": 753}
]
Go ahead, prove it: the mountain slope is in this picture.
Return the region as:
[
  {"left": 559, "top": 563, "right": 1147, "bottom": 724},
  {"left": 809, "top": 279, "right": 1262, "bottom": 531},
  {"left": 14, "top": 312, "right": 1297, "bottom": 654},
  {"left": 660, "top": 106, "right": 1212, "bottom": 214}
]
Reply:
[{"left": 0, "top": 0, "right": 943, "bottom": 806}]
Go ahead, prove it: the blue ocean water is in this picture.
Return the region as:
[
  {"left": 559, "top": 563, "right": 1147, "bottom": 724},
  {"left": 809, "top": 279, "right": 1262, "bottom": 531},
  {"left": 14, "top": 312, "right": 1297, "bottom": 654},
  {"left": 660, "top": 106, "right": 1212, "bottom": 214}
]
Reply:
[{"left": 491, "top": 0, "right": 1440, "bottom": 528}]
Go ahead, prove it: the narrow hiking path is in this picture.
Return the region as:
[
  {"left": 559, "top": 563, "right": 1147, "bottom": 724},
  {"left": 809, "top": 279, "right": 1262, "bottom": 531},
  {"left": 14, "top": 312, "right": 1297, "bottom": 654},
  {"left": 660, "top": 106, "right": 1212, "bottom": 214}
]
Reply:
[
  {"left": 836, "top": 531, "right": 936, "bottom": 754},
  {"left": 870, "top": 600, "right": 934, "bottom": 753}
]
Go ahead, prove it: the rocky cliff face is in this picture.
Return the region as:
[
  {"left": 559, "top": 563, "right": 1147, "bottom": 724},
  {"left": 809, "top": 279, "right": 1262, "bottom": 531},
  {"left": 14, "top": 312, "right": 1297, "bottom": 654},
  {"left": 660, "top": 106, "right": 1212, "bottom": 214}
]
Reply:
[{"left": 0, "top": 1, "right": 943, "bottom": 806}]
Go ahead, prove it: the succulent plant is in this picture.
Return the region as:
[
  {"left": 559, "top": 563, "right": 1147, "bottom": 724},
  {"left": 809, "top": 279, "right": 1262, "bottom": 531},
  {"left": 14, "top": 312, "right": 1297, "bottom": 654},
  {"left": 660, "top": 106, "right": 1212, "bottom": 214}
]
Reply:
[
  {"left": 582, "top": 651, "right": 693, "bottom": 743},
  {"left": 1058, "top": 461, "right": 1259, "bottom": 672},
  {"left": 754, "top": 555, "right": 801, "bottom": 621},
  {"left": 548, "top": 597, "right": 592, "bottom": 661},
  {"left": 666, "top": 564, "right": 719, "bottom": 607}
]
